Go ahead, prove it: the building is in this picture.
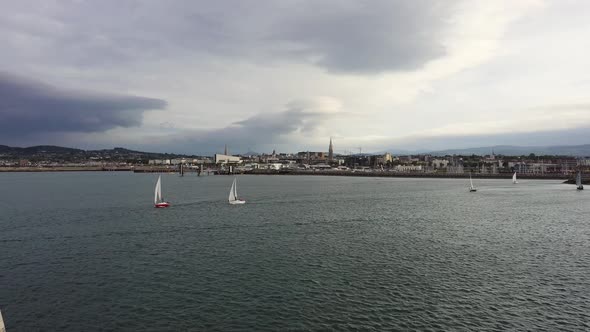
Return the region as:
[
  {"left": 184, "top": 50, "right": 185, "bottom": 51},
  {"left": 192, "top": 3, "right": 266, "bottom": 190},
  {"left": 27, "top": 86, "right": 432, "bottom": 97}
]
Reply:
[
  {"left": 215, "top": 154, "right": 241, "bottom": 164},
  {"left": 383, "top": 153, "right": 393, "bottom": 164},
  {"left": 431, "top": 159, "right": 449, "bottom": 169},
  {"left": 393, "top": 165, "right": 423, "bottom": 172}
]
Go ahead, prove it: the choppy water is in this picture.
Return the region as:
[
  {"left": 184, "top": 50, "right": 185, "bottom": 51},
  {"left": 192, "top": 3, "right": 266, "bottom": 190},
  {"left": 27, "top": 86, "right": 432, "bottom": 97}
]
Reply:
[{"left": 0, "top": 173, "right": 589, "bottom": 331}]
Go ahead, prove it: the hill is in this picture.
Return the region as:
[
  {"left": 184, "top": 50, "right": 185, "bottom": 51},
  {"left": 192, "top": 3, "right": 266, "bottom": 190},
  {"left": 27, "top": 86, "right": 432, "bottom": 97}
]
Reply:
[{"left": 0, "top": 145, "right": 201, "bottom": 162}]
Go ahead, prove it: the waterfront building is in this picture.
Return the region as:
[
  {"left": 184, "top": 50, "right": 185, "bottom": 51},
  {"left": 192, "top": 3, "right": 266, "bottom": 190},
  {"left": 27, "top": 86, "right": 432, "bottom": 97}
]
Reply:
[
  {"left": 215, "top": 154, "right": 241, "bottom": 164},
  {"left": 393, "top": 165, "right": 423, "bottom": 172},
  {"left": 431, "top": 159, "right": 449, "bottom": 169}
]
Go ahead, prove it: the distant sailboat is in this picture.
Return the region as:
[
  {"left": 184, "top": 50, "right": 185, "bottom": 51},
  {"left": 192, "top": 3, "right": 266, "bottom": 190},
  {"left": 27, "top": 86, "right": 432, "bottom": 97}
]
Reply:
[
  {"left": 228, "top": 177, "right": 246, "bottom": 204},
  {"left": 154, "top": 175, "right": 170, "bottom": 208},
  {"left": 469, "top": 174, "right": 477, "bottom": 192},
  {"left": 0, "top": 308, "right": 5, "bottom": 332},
  {"left": 512, "top": 172, "right": 518, "bottom": 184},
  {"left": 576, "top": 171, "right": 584, "bottom": 190}
]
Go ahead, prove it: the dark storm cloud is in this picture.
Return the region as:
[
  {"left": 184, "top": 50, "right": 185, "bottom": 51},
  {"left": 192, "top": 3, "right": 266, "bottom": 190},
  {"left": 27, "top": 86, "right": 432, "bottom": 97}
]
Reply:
[
  {"left": 1, "top": 0, "right": 452, "bottom": 73},
  {"left": 0, "top": 73, "right": 166, "bottom": 138}
]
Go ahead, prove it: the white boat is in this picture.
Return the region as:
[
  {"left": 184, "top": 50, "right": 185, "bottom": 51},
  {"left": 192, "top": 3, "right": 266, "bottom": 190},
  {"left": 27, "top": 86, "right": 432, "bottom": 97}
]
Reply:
[
  {"left": 1, "top": 308, "right": 5, "bottom": 332},
  {"left": 154, "top": 175, "right": 170, "bottom": 208},
  {"left": 576, "top": 171, "right": 584, "bottom": 190},
  {"left": 512, "top": 172, "right": 518, "bottom": 184},
  {"left": 229, "top": 177, "right": 246, "bottom": 204},
  {"left": 469, "top": 174, "right": 477, "bottom": 192}
]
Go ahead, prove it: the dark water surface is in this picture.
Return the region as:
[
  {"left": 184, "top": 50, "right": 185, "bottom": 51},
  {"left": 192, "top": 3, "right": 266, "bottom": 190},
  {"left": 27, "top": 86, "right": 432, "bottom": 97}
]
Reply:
[{"left": 1, "top": 173, "right": 589, "bottom": 331}]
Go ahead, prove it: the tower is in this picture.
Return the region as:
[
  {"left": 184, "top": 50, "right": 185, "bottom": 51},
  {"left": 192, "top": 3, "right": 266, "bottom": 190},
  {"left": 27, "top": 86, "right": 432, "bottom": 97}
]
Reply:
[
  {"left": 328, "top": 137, "right": 334, "bottom": 161},
  {"left": 224, "top": 144, "right": 228, "bottom": 156}
]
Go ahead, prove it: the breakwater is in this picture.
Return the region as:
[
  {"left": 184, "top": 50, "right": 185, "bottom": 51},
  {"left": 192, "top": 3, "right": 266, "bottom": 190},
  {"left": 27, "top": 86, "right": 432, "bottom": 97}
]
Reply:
[{"left": 0, "top": 166, "right": 132, "bottom": 172}]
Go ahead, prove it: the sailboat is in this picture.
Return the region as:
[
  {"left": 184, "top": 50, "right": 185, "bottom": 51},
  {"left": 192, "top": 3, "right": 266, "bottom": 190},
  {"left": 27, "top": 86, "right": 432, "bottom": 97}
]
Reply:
[
  {"left": 469, "top": 174, "right": 477, "bottom": 192},
  {"left": 576, "top": 171, "right": 584, "bottom": 190},
  {"left": 0, "top": 308, "right": 5, "bottom": 332},
  {"left": 512, "top": 172, "right": 518, "bottom": 184},
  {"left": 228, "top": 177, "right": 246, "bottom": 204},
  {"left": 154, "top": 175, "right": 170, "bottom": 208}
]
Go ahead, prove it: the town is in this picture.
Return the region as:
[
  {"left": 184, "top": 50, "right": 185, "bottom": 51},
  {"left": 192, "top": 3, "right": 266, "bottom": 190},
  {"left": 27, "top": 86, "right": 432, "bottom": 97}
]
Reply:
[{"left": 1, "top": 140, "right": 589, "bottom": 180}]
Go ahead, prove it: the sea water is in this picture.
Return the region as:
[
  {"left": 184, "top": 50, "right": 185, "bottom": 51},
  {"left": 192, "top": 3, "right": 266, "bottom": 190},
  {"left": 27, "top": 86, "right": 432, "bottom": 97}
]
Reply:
[{"left": 0, "top": 173, "right": 588, "bottom": 331}]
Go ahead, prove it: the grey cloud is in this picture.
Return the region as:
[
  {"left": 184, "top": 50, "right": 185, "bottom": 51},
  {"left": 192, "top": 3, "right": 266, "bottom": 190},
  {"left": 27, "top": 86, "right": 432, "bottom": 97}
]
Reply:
[
  {"left": 1, "top": 0, "right": 453, "bottom": 73},
  {"left": 0, "top": 72, "right": 166, "bottom": 138},
  {"left": 387, "top": 127, "right": 590, "bottom": 152},
  {"left": 271, "top": 1, "right": 449, "bottom": 73},
  {"left": 148, "top": 98, "right": 341, "bottom": 154}
]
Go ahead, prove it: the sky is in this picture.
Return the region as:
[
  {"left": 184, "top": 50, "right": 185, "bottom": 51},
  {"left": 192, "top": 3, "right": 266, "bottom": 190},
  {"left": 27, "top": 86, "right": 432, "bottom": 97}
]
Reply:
[{"left": 1, "top": 0, "right": 590, "bottom": 155}]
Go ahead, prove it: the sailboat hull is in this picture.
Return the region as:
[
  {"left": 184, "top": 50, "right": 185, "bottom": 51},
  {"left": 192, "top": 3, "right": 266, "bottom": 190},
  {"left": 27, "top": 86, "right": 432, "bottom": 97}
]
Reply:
[
  {"left": 155, "top": 202, "right": 170, "bottom": 208},
  {"left": 229, "top": 200, "right": 246, "bottom": 205}
]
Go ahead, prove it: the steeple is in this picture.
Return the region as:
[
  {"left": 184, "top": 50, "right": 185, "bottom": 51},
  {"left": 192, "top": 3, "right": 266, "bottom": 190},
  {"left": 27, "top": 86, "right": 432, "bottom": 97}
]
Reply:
[{"left": 328, "top": 137, "right": 334, "bottom": 161}]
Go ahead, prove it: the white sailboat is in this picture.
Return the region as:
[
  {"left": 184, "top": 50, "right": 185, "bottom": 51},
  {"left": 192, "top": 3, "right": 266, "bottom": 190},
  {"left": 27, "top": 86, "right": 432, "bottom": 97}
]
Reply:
[
  {"left": 576, "top": 171, "right": 584, "bottom": 190},
  {"left": 228, "top": 177, "right": 246, "bottom": 204},
  {"left": 154, "top": 175, "right": 170, "bottom": 208},
  {"left": 1, "top": 308, "right": 5, "bottom": 332},
  {"left": 469, "top": 174, "right": 477, "bottom": 192},
  {"left": 512, "top": 172, "right": 518, "bottom": 184}
]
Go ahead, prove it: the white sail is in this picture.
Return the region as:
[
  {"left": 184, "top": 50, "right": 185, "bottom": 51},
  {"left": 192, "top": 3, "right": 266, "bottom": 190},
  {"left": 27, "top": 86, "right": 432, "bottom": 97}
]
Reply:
[
  {"left": 155, "top": 176, "right": 162, "bottom": 204},
  {"left": 576, "top": 171, "right": 582, "bottom": 187},
  {"left": 229, "top": 178, "right": 237, "bottom": 202},
  {"left": 512, "top": 172, "right": 518, "bottom": 184},
  {"left": 469, "top": 174, "right": 477, "bottom": 191},
  {"left": 0, "top": 308, "right": 5, "bottom": 332}
]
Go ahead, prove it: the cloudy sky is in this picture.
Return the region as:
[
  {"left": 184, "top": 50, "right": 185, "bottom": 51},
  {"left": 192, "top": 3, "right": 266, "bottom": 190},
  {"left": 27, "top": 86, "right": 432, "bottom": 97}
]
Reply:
[{"left": 1, "top": 0, "right": 590, "bottom": 154}]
